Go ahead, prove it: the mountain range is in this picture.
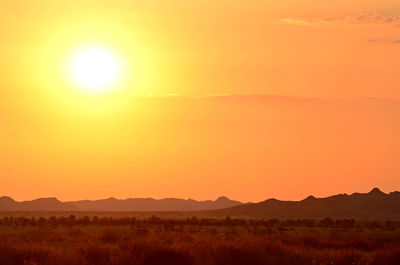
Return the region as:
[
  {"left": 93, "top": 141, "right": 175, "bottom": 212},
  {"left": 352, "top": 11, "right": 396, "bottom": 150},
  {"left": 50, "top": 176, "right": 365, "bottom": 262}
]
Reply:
[
  {"left": 211, "top": 188, "right": 400, "bottom": 219},
  {"left": 1, "top": 188, "right": 400, "bottom": 219},
  {"left": 0, "top": 196, "right": 242, "bottom": 212}
]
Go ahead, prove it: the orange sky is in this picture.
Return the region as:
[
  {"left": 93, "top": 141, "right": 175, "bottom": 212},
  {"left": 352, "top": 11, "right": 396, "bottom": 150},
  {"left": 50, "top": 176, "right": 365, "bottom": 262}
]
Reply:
[{"left": 1, "top": 1, "right": 400, "bottom": 202}]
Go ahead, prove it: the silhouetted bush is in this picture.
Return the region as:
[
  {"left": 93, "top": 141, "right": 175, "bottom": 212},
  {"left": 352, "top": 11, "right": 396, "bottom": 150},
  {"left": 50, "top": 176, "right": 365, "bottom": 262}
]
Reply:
[{"left": 101, "top": 230, "right": 118, "bottom": 244}]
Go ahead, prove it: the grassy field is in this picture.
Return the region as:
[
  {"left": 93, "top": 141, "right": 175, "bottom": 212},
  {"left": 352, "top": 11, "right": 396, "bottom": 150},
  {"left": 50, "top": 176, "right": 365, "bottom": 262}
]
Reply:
[{"left": 1, "top": 215, "right": 400, "bottom": 265}]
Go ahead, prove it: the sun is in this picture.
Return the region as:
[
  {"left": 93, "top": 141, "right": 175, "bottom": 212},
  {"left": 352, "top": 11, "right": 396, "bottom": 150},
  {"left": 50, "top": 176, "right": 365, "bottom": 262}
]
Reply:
[{"left": 70, "top": 47, "right": 120, "bottom": 92}]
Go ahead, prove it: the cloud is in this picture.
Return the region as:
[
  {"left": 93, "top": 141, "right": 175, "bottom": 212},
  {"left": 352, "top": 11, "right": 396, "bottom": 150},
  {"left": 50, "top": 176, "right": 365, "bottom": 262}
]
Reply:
[
  {"left": 347, "top": 13, "right": 400, "bottom": 25},
  {"left": 279, "top": 18, "right": 315, "bottom": 26},
  {"left": 367, "top": 39, "right": 400, "bottom": 44},
  {"left": 280, "top": 13, "right": 400, "bottom": 27}
]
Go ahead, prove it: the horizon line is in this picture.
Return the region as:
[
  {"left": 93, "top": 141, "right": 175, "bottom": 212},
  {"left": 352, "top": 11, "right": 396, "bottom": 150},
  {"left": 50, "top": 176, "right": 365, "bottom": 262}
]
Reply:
[{"left": 2, "top": 187, "right": 397, "bottom": 204}]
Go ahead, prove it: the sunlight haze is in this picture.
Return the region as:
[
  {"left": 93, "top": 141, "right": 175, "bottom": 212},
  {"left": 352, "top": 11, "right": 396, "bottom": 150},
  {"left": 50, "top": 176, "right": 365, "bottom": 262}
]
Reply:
[{"left": 1, "top": 0, "right": 400, "bottom": 202}]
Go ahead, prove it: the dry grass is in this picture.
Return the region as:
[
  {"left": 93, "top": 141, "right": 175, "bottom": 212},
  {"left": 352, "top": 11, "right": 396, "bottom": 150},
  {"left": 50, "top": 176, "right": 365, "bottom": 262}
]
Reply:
[{"left": 0, "top": 216, "right": 400, "bottom": 265}]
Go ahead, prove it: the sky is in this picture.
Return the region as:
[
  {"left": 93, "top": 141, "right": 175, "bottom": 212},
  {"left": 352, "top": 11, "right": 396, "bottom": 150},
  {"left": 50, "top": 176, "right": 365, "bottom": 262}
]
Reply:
[{"left": 0, "top": 0, "right": 400, "bottom": 202}]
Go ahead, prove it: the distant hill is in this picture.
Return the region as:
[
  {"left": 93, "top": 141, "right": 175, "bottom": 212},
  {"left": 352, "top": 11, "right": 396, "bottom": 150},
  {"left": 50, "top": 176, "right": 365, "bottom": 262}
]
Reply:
[
  {"left": 2, "top": 189, "right": 400, "bottom": 219},
  {"left": 210, "top": 188, "right": 400, "bottom": 220},
  {"left": 0, "top": 196, "right": 242, "bottom": 212},
  {"left": 0, "top": 197, "right": 78, "bottom": 211},
  {"left": 65, "top": 196, "right": 243, "bottom": 211}
]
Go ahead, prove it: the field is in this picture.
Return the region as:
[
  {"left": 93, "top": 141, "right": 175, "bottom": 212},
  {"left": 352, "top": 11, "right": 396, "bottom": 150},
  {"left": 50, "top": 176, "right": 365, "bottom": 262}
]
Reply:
[{"left": 1, "top": 214, "right": 400, "bottom": 265}]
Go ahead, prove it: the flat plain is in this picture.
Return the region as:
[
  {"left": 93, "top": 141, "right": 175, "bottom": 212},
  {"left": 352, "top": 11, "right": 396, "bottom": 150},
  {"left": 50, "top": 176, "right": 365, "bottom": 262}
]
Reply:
[{"left": 1, "top": 214, "right": 400, "bottom": 265}]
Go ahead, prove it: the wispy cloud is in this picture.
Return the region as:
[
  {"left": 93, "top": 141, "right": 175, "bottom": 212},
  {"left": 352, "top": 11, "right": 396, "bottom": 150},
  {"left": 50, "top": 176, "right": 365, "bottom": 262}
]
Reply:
[
  {"left": 367, "top": 39, "right": 400, "bottom": 44},
  {"left": 346, "top": 13, "right": 400, "bottom": 25},
  {"left": 280, "top": 13, "right": 400, "bottom": 27},
  {"left": 279, "top": 18, "right": 316, "bottom": 26}
]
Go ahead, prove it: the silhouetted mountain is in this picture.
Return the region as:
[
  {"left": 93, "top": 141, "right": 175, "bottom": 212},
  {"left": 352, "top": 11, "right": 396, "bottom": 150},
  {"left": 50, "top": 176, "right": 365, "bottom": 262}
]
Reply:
[
  {"left": 211, "top": 188, "right": 400, "bottom": 219},
  {"left": 0, "top": 196, "right": 16, "bottom": 209},
  {"left": 65, "top": 196, "right": 243, "bottom": 211},
  {"left": 0, "top": 196, "right": 242, "bottom": 212},
  {"left": 0, "top": 197, "right": 77, "bottom": 211},
  {"left": 2, "top": 189, "right": 400, "bottom": 218}
]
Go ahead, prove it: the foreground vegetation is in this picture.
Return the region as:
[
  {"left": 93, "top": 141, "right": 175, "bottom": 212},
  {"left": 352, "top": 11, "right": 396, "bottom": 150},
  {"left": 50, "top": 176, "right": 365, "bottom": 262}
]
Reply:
[{"left": 1, "top": 215, "right": 400, "bottom": 265}]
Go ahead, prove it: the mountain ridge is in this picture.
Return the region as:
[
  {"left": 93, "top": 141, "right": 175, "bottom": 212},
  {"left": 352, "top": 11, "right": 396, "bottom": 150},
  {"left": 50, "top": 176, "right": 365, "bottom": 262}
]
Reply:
[
  {"left": 2, "top": 188, "right": 400, "bottom": 219},
  {"left": 210, "top": 188, "right": 400, "bottom": 219},
  {"left": 0, "top": 196, "right": 243, "bottom": 212}
]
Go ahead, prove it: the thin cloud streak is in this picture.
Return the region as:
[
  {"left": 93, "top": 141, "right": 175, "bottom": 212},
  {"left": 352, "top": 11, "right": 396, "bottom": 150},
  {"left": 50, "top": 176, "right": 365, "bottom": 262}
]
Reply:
[
  {"left": 367, "top": 39, "right": 400, "bottom": 44},
  {"left": 280, "top": 13, "right": 400, "bottom": 27}
]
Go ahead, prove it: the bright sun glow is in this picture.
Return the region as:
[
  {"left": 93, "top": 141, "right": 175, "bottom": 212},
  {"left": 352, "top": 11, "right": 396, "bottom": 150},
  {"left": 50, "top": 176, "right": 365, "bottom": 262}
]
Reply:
[{"left": 71, "top": 47, "right": 120, "bottom": 92}]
